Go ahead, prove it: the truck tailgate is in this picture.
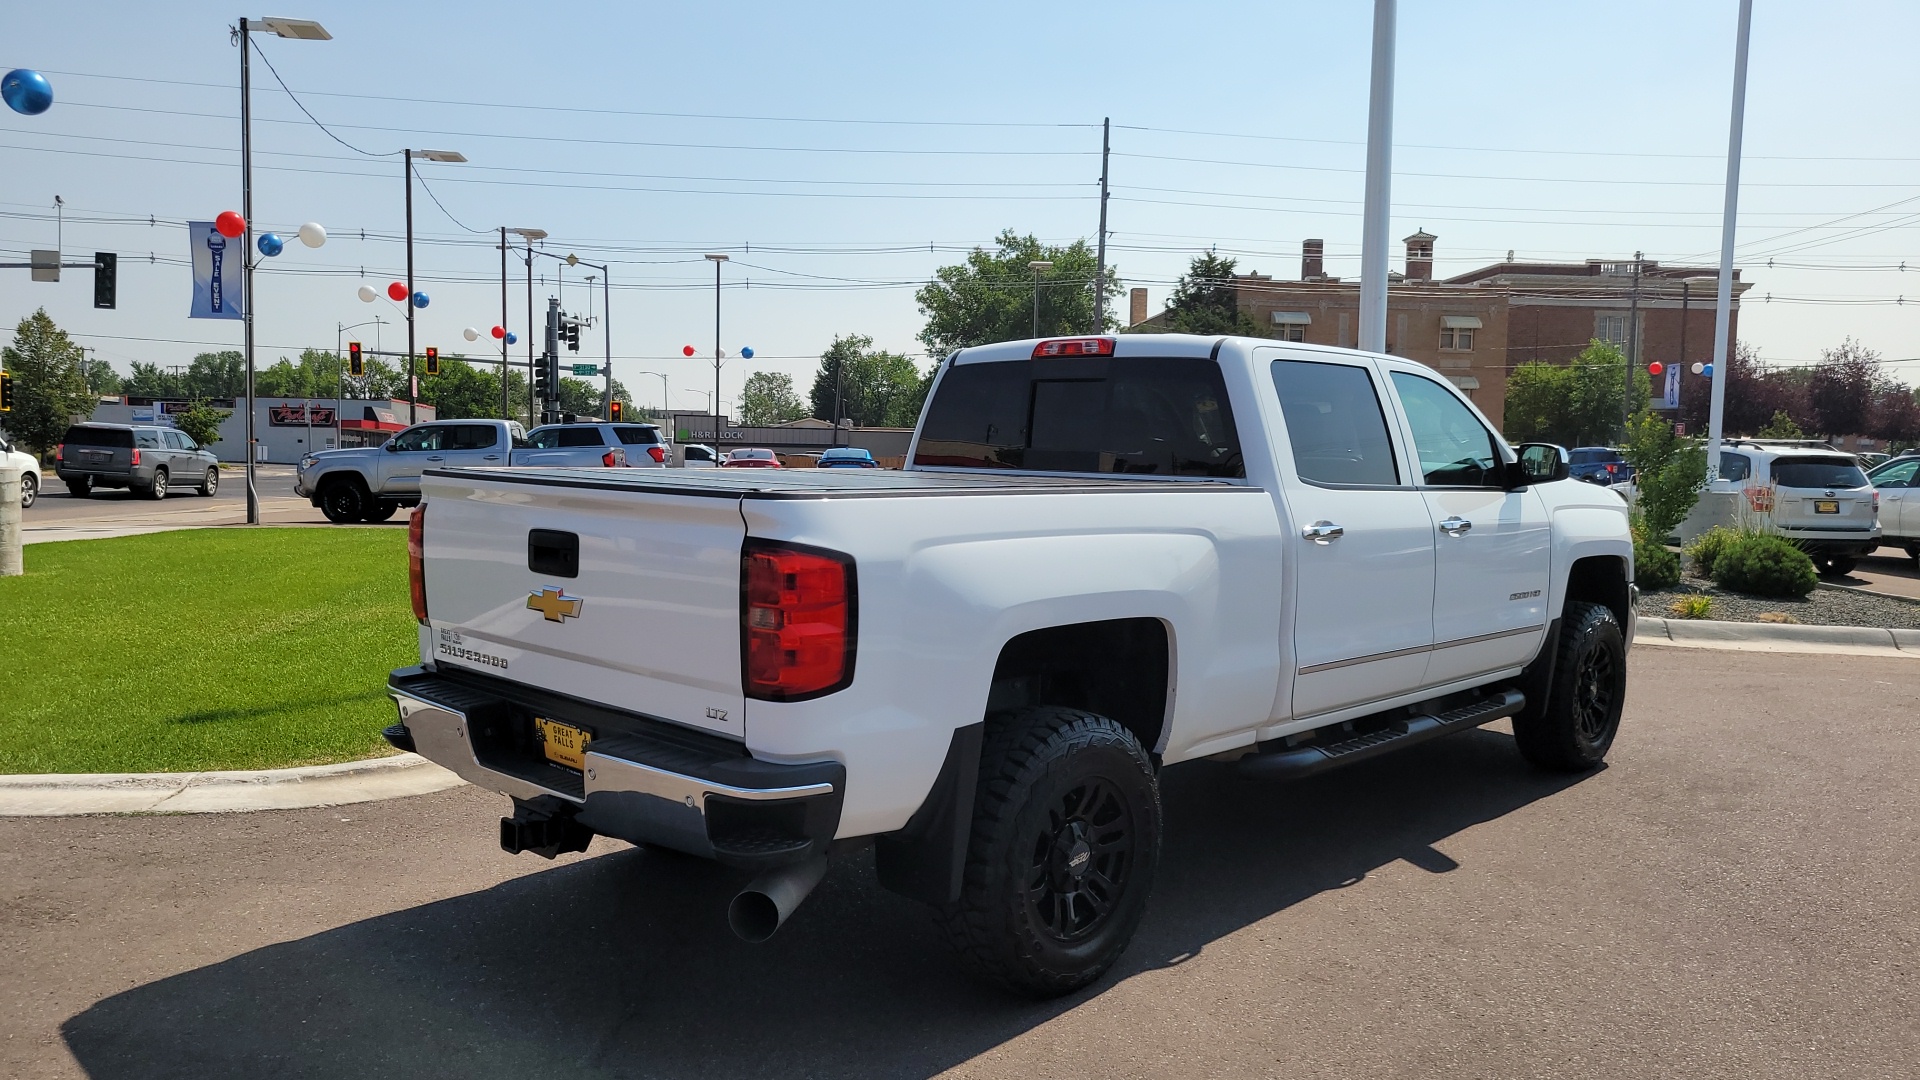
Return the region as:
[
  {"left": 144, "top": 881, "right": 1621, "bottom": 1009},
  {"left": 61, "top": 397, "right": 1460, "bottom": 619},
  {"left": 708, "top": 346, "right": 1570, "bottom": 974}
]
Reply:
[{"left": 418, "top": 470, "right": 745, "bottom": 739}]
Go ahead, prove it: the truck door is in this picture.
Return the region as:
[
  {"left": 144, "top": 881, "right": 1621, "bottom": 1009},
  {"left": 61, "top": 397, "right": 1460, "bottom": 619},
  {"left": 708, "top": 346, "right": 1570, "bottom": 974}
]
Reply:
[
  {"left": 440, "top": 423, "right": 507, "bottom": 471},
  {"left": 1268, "top": 357, "right": 1437, "bottom": 717},
  {"left": 1384, "top": 370, "right": 1550, "bottom": 686},
  {"left": 379, "top": 424, "right": 443, "bottom": 495}
]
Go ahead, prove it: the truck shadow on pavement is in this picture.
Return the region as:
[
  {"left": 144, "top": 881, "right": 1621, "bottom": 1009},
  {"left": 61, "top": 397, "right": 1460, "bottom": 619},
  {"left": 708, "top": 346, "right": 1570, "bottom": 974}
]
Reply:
[{"left": 62, "top": 728, "right": 1593, "bottom": 1080}]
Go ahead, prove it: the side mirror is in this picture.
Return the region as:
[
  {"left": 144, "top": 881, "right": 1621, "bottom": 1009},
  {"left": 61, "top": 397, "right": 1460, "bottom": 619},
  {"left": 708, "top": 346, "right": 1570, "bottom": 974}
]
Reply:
[
  {"left": 1512, "top": 443, "right": 1570, "bottom": 487},
  {"left": 384, "top": 441, "right": 398, "bottom": 453}
]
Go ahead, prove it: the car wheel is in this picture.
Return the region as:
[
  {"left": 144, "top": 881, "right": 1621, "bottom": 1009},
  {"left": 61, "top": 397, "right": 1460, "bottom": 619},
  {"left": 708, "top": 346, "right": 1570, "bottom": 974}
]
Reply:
[
  {"left": 67, "top": 477, "right": 92, "bottom": 498},
  {"left": 1907, "top": 543, "right": 1920, "bottom": 566},
  {"left": 199, "top": 468, "right": 218, "bottom": 497},
  {"left": 1815, "top": 554, "right": 1857, "bottom": 579},
  {"left": 19, "top": 473, "right": 36, "bottom": 509},
  {"left": 145, "top": 468, "right": 169, "bottom": 500},
  {"left": 318, "top": 479, "right": 368, "bottom": 524},
  {"left": 360, "top": 501, "right": 399, "bottom": 523},
  {"left": 937, "top": 705, "right": 1161, "bottom": 997},
  {"left": 1511, "top": 601, "right": 1627, "bottom": 772}
]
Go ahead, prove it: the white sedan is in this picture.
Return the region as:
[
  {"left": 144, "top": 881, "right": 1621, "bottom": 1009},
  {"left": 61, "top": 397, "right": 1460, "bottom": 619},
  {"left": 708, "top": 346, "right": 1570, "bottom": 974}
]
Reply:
[{"left": 2, "top": 432, "right": 41, "bottom": 508}]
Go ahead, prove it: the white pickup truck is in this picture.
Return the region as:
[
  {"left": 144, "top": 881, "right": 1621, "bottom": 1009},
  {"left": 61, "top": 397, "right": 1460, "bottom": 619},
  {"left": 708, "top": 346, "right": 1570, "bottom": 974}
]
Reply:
[{"left": 387, "top": 334, "right": 1636, "bottom": 996}]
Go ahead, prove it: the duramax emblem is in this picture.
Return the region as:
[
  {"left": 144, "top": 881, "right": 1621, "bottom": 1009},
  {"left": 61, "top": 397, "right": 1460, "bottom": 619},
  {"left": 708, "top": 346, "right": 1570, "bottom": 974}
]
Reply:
[{"left": 527, "top": 587, "right": 584, "bottom": 623}]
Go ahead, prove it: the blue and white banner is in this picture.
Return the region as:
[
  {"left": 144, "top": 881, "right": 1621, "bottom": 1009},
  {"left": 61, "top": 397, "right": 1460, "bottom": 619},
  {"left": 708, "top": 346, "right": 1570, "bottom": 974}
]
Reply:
[
  {"left": 1662, "top": 363, "right": 1681, "bottom": 409},
  {"left": 188, "top": 220, "right": 244, "bottom": 320}
]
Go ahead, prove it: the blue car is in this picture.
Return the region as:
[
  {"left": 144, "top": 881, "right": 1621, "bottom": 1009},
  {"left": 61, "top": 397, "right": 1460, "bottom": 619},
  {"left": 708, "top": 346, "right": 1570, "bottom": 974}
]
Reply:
[
  {"left": 817, "top": 447, "right": 878, "bottom": 469},
  {"left": 1567, "top": 446, "right": 1631, "bottom": 486}
]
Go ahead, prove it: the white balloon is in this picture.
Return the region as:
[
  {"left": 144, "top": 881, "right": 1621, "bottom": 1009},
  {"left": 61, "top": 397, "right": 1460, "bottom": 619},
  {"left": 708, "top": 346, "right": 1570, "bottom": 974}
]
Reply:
[
  {"left": 298, "top": 222, "right": 327, "bottom": 248},
  {"left": 462, "top": 327, "right": 480, "bottom": 342},
  {"left": 1690, "top": 362, "right": 1705, "bottom": 375},
  {"left": 358, "top": 284, "right": 377, "bottom": 303}
]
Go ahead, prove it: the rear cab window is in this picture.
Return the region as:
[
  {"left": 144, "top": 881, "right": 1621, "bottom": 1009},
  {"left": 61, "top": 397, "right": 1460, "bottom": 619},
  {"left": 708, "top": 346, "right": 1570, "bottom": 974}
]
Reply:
[
  {"left": 915, "top": 355, "right": 1243, "bottom": 477},
  {"left": 1771, "top": 457, "right": 1870, "bottom": 489}
]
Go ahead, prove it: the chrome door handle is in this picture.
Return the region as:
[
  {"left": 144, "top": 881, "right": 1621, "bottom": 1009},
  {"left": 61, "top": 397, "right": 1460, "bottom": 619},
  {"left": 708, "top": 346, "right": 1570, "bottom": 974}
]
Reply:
[
  {"left": 483, "top": 454, "right": 501, "bottom": 460},
  {"left": 1302, "top": 520, "right": 1344, "bottom": 544},
  {"left": 1439, "top": 516, "right": 1472, "bottom": 536}
]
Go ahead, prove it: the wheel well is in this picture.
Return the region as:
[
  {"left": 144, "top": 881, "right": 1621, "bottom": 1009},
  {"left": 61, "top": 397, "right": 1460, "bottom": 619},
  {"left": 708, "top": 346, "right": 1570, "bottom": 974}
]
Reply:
[
  {"left": 1566, "top": 554, "right": 1630, "bottom": 628},
  {"left": 319, "top": 472, "right": 367, "bottom": 492},
  {"left": 987, "top": 618, "right": 1170, "bottom": 757}
]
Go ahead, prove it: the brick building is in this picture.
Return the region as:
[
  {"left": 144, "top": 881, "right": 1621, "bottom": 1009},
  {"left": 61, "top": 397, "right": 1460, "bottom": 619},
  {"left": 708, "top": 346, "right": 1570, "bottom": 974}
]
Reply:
[{"left": 1134, "top": 233, "right": 1750, "bottom": 432}]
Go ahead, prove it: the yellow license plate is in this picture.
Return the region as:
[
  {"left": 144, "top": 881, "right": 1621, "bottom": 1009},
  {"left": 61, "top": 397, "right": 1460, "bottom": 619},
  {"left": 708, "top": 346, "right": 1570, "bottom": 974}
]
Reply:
[
  {"left": 1815, "top": 500, "right": 1839, "bottom": 514},
  {"left": 534, "top": 717, "right": 591, "bottom": 770}
]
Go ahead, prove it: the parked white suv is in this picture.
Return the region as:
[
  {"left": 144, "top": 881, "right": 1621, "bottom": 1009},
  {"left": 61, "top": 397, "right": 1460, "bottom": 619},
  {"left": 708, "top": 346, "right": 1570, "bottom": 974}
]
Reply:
[
  {"left": 1, "top": 433, "right": 40, "bottom": 508},
  {"left": 1712, "top": 442, "right": 1880, "bottom": 577},
  {"left": 1867, "top": 455, "right": 1920, "bottom": 563}
]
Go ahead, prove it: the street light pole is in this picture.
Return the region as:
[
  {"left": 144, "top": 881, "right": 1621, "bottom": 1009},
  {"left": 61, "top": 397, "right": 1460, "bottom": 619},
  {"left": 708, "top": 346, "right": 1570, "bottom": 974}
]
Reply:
[
  {"left": 706, "top": 253, "right": 728, "bottom": 432},
  {"left": 235, "top": 15, "right": 330, "bottom": 524},
  {"left": 1358, "top": 0, "right": 1397, "bottom": 353},
  {"left": 1028, "top": 259, "right": 1053, "bottom": 338},
  {"left": 499, "top": 227, "right": 509, "bottom": 421},
  {"left": 401, "top": 149, "right": 465, "bottom": 424}
]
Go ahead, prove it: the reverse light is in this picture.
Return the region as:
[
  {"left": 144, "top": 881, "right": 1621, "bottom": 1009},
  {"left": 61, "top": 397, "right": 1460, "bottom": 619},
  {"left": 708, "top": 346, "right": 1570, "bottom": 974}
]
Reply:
[
  {"left": 742, "top": 539, "right": 856, "bottom": 701},
  {"left": 1033, "top": 337, "right": 1115, "bottom": 358},
  {"left": 647, "top": 445, "right": 667, "bottom": 464},
  {"left": 408, "top": 504, "right": 428, "bottom": 625}
]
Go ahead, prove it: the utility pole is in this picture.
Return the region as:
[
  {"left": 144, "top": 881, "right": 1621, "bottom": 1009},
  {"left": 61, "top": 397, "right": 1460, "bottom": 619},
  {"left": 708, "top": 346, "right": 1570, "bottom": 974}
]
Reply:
[
  {"left": 1358, "top": 0, "right": 1397, "bottom": 353},
  {"left": 1626, "top": 251, "right": 1642, "bottom": 433},
  {"left": 239, "top": 17, "right": 258, "bottom": 523},
  {"left": 499, "top": 227, "right": 509, "bottom": 421},
  {"left": 1093, "top": 117, "right": 1111, "bottom": 333},
  {"left": 403, "top": 151, "right": 415, "bottom": 423},
  {"left": 1706, "top": 0, "right": 1754, "bottom": 479},
  {"left": 833, "top": 353, "right": 844, "bottom": 448},
  {"left": 706, "top": 253, "right": 728, "bottom": 433}
]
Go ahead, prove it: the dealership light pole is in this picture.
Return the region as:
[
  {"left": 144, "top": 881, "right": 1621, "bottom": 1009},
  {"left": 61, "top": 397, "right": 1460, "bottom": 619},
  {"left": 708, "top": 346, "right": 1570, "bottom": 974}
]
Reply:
[
  {"left": 236, "top": 15, "right": 330, "bottom": 524},
  {"left": 1028, "top": 260, "right": 1053, "bottom": 338},
  {"left": 706, "top": 253, "right": 728, "bottom": 429},
  {"left": 1357, "top": 0, "right": 1396, "bottom": 353},
  {"left": 1705, "top": 0, "right": 1754, "bottom": 479},
  {"left": 402, "top": 149, "right": 465, "bottom": 424},
  {"left": 508, "top": 228, "right": 546, "bottom": 426}
]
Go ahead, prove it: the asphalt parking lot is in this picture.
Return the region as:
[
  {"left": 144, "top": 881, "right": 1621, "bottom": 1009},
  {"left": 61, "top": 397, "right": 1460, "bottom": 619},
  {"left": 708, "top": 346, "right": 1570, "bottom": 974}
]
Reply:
[
  {"left": 3, "top": 645, "right": 1916, "bottom": 1079},
  {"left": 20, "top": 465, "right": 377, "bottom": 542}
]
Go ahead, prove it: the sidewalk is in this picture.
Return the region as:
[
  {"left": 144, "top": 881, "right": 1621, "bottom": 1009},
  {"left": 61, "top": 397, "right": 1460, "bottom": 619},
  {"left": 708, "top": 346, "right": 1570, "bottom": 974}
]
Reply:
[{"left": 0, "top": 754, "right": 465, "bottom": 816}]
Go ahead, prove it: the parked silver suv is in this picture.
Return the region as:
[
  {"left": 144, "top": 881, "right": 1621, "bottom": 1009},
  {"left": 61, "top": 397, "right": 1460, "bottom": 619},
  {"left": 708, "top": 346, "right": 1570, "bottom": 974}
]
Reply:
[{"left": 55, "top": 423, "right": 219, "bottom": 500}]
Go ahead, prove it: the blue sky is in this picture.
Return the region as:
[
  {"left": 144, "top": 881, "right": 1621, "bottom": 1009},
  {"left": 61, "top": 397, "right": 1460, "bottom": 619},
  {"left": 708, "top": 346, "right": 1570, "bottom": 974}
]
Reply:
[{"left": 3, "top": 0, "right": 1916, "bottom": 413}]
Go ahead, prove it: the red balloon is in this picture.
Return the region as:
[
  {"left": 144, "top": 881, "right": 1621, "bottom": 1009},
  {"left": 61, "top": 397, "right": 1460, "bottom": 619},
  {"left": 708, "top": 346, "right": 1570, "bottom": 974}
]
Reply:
[
  {"left": 215, "top": 211, "right": 245, "bottom": 238},
  {"left": 490, "top": 325, "right": 505, "bottom": 339},
  {"left": 1648, "top": 362, "right": 1664, "bottom": 376},
  {"left": 682, "top": 345, "right": 696, "bottom": 357},
  {"left": 387, "top": 282, "right": 408, "bottom": 302}
]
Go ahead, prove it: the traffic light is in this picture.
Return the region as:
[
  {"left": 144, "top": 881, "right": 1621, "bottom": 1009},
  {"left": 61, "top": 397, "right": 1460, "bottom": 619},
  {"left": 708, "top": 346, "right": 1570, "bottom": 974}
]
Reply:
[
  {"left": 563, "top": 319, "right": 581, "bottom": 352},
  {"left": 608, "top": 399, "right": 623, "bottom": 422},
  {"left": 93, "top": 252, "right": 117, "bottom": 310},
  {"left": 0, "top": 370, "right": 12, "bottom": 413},
  {"left": 534, "top": 353, "right": 553, "bottom": 403},
  {"left": 347, "top": 342, "right": 364, "bottom": 377},
  {"left": 424, "top": 347, "right": 440, "bottom": 376}
]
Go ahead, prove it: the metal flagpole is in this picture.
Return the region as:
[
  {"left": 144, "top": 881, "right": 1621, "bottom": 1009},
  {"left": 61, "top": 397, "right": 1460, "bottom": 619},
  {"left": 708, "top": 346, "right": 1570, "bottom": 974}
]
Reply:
[
  {"left": 1705, "top": 0, "right": 1754, "bottom": 479},
  {"left": 1357, "top": 0, "right": 1396, "bottom": 353}
]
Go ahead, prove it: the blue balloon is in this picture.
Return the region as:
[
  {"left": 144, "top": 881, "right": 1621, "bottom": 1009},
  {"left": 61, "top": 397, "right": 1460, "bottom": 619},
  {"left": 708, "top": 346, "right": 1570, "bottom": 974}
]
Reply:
[
  {"left": 739, "top": 346, "right": 754, "bottom": 359},
  {"left": 505, "top": 331, "right": 518, "bottom": 345},
  {"left": 257, "top": 233, "right": 284, "bottom": 257},
  {"left": 2, "top": 69, "right": 53, "bottom": 116},
  {"left": 1702, "top": 363, "right": 1714, "bottom": 378},
  {"left": 412, "top": 291, "right": 429, "bottom": 308}
]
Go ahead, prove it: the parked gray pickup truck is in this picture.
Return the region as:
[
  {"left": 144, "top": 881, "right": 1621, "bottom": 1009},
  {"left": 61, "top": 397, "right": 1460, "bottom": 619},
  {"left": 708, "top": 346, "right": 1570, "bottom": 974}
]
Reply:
[{"left": 56, "top": 423, "right": 219, "bottom": 499}]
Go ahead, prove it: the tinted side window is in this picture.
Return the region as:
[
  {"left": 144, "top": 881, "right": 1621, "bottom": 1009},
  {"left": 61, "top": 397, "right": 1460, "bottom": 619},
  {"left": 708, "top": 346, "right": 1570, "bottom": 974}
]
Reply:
[
  {"left": 686, "top": 446, "right": 713, "bottom": 461},
  {"left": 449, "top": 424, "right": 500, "bottom": 450},
  {"left": 1390, "top": 373, "right": 1501, "bottom": 486},
  {"left": 613, "top": 426, "right": 661, "bottom": 445},
  {"left": 1271, "top": 361, "right": 1399, "bottom": 486},
  {"left": 1719, "top": 453, "right": 1751, "bottom": 482},
  {"left": 134, "top": 430, "right": 164, "bottom": 450},
  {"left": 555, "top": 427, "right": 604, "bottom": 447},
  {"left": 915, "top": 356, "right": 1243, "bottom": 478},
  {"left": 62, "top": 426, "right": 135, "bottom": 448}
]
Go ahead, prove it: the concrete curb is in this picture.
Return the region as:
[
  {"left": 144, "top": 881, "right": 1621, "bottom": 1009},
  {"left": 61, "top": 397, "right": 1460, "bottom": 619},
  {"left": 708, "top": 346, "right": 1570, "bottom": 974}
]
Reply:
[
  {"left": 1816, "top": 580, "right": 1920, "bottom": 605},
  {"left": 1638, "top": 617, "right": 1920, "bottom": 658},
  {"left": 0, "top": 753, "right": 467, "bottom": 817}
]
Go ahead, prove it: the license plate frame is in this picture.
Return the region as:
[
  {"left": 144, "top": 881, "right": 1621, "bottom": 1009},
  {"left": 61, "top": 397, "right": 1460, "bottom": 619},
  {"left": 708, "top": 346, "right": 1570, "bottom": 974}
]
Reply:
[
  {"left": 534, "top": 716, "right": 592, "bottom": 771},
  {"left": 1815, "top": 500, "right": 1840, "bottom": 514}
]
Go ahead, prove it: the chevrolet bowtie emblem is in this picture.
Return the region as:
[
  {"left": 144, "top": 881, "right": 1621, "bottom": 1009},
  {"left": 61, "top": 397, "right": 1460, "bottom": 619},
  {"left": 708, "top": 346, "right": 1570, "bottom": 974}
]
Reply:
[{"left": 526, "top": 587, "right": 584, "bottom": 623}]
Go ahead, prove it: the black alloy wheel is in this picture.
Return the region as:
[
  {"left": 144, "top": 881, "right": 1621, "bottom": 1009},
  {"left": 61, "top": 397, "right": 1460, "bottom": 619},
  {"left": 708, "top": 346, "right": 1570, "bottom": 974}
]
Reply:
[
  {"left": 1028, "top": 777, "right": 1136, "bottom": 942},
  {"left": 319, "top": 480, "right": 367, "bottom": 524},
  {"left": 1570, "top": 639, "right": 1618, "bottom": 744},
  {"left": 1511, "top": 600, "right": 1627, "bottom": 772}
]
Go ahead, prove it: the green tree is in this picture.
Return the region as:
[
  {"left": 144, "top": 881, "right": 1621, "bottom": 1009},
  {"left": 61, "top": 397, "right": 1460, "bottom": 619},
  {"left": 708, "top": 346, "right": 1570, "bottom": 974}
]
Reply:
[
  {"left": 1501, "top": 340, "right": 1650, "bottom": 447},
  {"left": 1162, "top": 253, "right": 1260, "bottom": 335},
  {"left": 1806, "top": 337, "right": 1885, "bottom": 439},
  {"left": 84, "top": 361, "right": 124, "bottom": 397},
  {"left": 738, "top": 371, "right": 807, "bottom": 426},
  {"left": 416, "top": 357, "right": 499, "bottom": 420},
  {"left": 810, "top": 335, "right": 932, "bottom": 428},
  {"left": 1, "top": 309, "right": 95, "bottom": 454},
  {"left": 172, "top": 401, "right": 231, "bottom": 447},
  {"left": 184, "top": 351, "right": 244, "bottom": 398},
  {"left": 915, "top": 230, "right": 1121, "bottom": 355},
  {"left": 125, "top": 361, "right": 184, "bottom": 400},
  {"left": 1621, "top": 412, "right": 1707, "bottom": 543},
  {"left": 1755, "top": 410, "right": 1804, "bottom": 439}
]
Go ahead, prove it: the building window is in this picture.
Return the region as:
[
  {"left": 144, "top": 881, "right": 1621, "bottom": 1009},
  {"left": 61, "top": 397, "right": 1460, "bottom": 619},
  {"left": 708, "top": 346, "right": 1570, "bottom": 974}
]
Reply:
[
  {"left": 1275, "top": 324, "right": 1305, "bottom": 342},
  {"left": 1597, "top": 313, "right": 1629, "bottom": 345},
  {"left": 1439, "top": 327, "right": 1473, "bottom": 351}
]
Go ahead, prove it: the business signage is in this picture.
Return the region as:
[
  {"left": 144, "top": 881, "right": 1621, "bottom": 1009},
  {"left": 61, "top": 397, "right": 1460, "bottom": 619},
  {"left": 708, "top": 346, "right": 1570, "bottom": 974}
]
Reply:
[
  {"left": 268, "top": 405, "right": 336, "bottom": 426},
  {"left": 188, "top": 220, "right": 244, "bottom": 320}
]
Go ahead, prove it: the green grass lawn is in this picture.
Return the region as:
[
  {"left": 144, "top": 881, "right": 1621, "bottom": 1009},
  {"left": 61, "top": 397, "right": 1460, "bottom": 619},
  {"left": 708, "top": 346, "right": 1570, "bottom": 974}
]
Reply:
[{"left": 0, "top": 529, "right": 419, "bottom": 773}]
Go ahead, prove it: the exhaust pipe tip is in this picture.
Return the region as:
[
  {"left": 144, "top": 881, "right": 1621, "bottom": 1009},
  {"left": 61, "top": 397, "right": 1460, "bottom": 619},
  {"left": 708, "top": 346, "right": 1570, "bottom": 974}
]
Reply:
[{"left": 727, "top": 856, "right": 828, "bottom": 943}]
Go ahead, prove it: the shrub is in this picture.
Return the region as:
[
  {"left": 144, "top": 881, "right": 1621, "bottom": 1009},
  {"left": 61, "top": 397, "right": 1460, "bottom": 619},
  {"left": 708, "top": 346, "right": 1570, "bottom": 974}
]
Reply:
[
  {"left": 1668, "top": 595, "right": 1712, "bottom": 619},
  {"left": 1621, "top": 412, "right": 1707, "bottom": 542},
  {"left": 1685, "top": 526, "right": 1738, "bottom": 577},
  {"left": 1634, "top": 534, "right": 1682, "bottom": 590},
  {"left": 1711, "top": 533, "right": 1818, "bottom": 598}
]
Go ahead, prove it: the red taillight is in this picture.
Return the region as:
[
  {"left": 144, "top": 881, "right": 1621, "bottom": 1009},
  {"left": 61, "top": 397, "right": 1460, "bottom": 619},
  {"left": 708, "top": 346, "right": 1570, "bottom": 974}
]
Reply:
[
  {"left": 1033, "top": 337, "right": 1115, "bottom": 358},
  {"left": 54, "top": 444, "right": 63, "bottom": 462},
  {"left": 1606, "top": 463, "right": 1618, "bottom": 474},
  {"left": 742, "top": 540, "right": 855, "bottom": 701},
  {"left": 602, "top": 449, "right": 619, "bottom": 467},
  {"left": 647, "top": 445, "right": 667, "bottom": 464},
  {"left": 130, "top": 448, "right": 140, "bottom": 467},
  {"left": 408, "top": 504, "right": 428, "bottom": 625}
]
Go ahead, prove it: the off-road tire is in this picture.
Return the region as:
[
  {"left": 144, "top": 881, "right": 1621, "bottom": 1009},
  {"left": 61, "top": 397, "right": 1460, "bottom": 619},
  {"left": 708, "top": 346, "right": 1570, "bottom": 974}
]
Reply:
[
  {"left": 198, "top": 468, "right": 218, "bottom": 497},
  {"left": 936, "top": 706, "right": 1162, "bottom": 998},
  {"left": 1512, "top": 601, "right": 1626, "bottom": 772},
  {"left": 67, "top": 477, "right": 91, "bottom": 498},
  {"left": 361, "top": 501, "right": 400, "bottom": 523},
  {"left": 144, "top": 468, "right": 169, "bottom": 500},
  {"left": 19, "top": 472, "right": 36, "bottom": 509},
  {"left": 318, "top": 478, "right": 368, "bottom": 524}
]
